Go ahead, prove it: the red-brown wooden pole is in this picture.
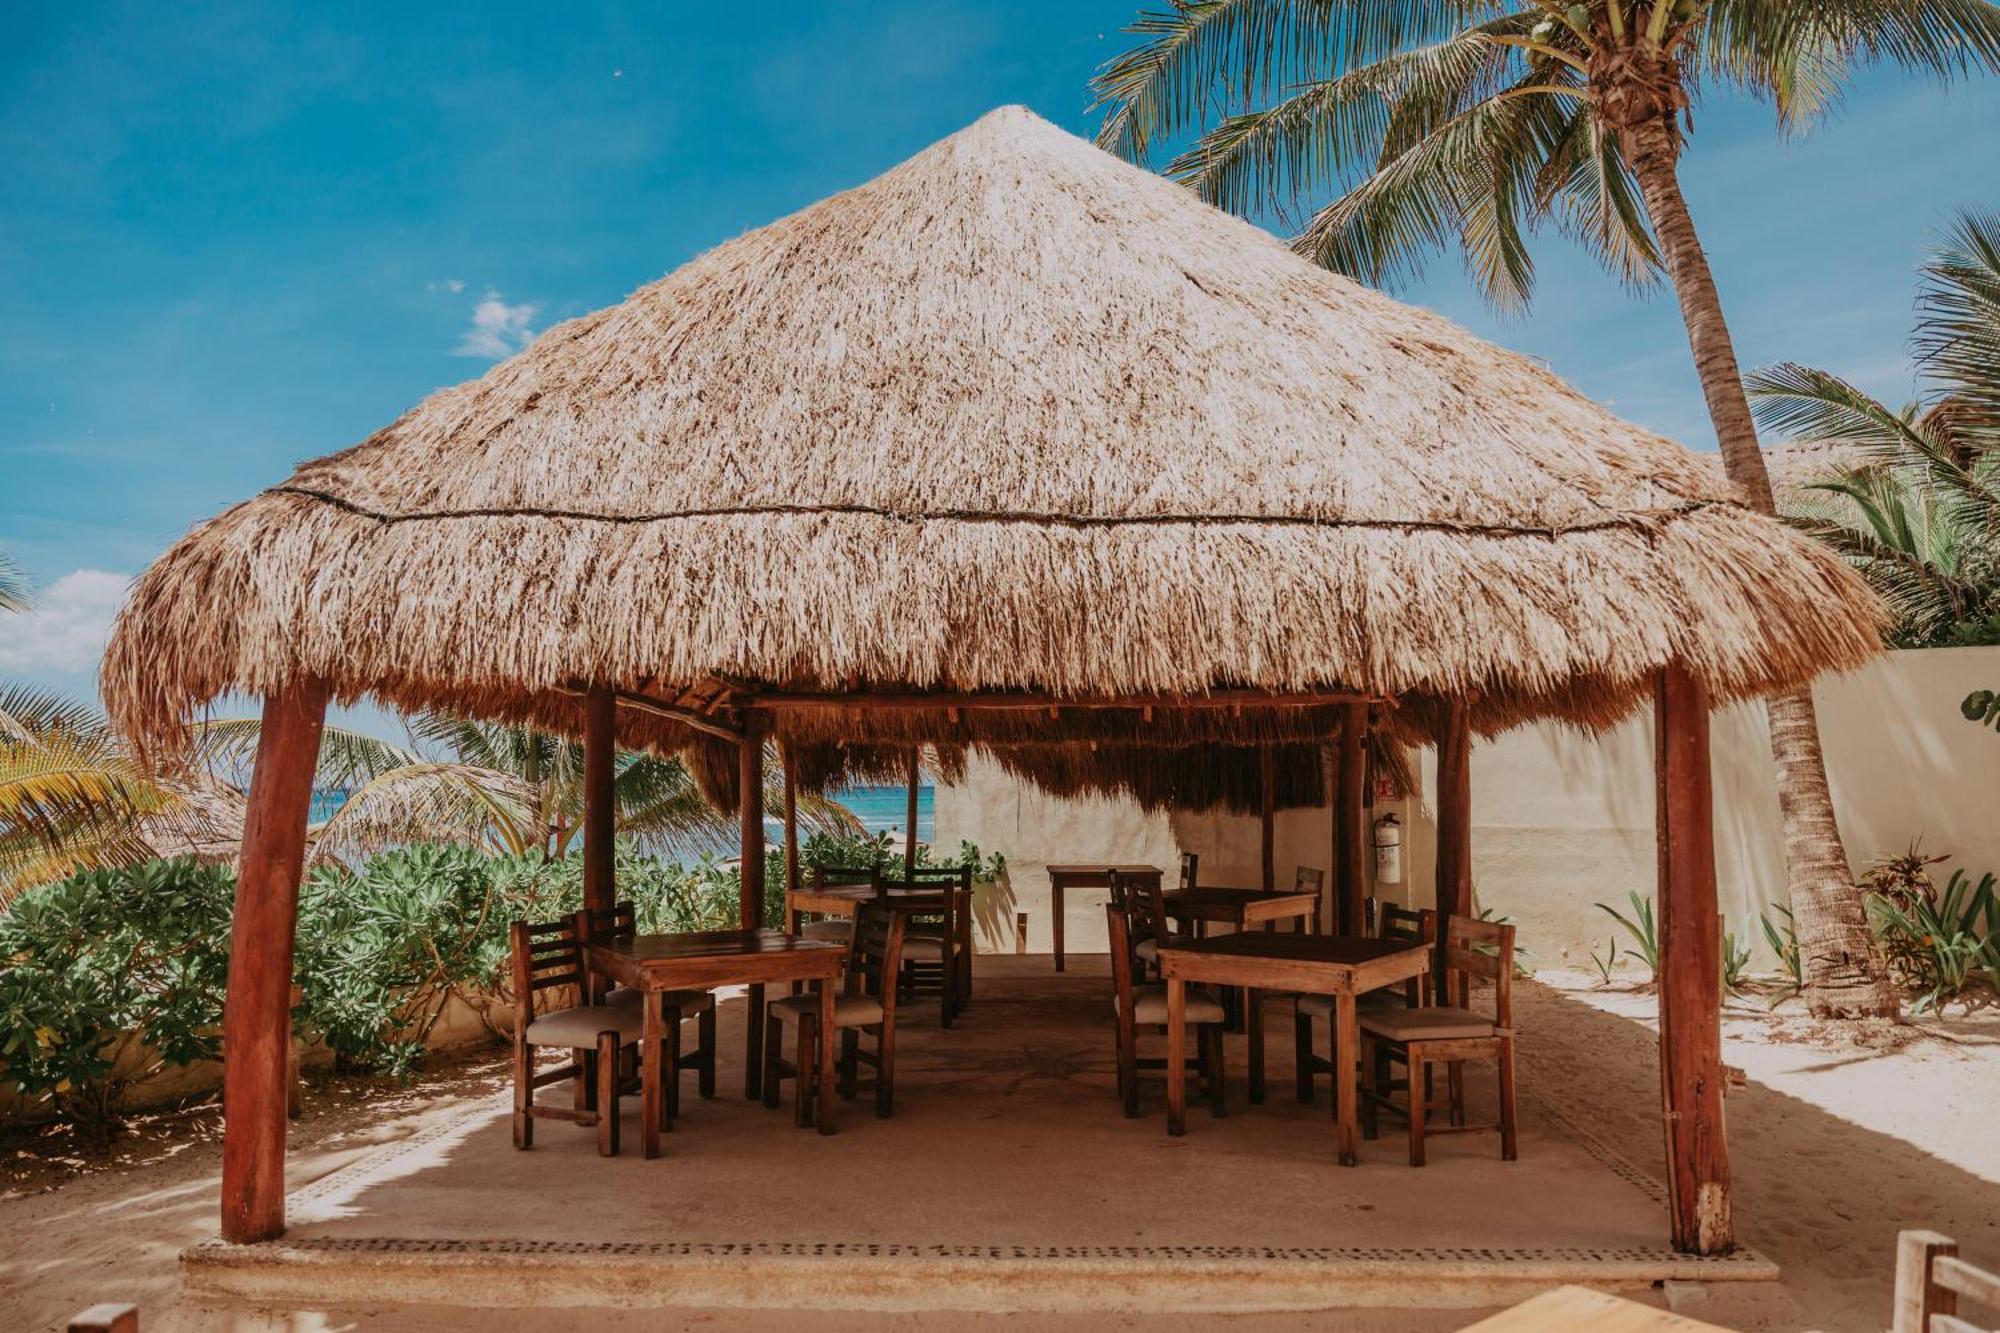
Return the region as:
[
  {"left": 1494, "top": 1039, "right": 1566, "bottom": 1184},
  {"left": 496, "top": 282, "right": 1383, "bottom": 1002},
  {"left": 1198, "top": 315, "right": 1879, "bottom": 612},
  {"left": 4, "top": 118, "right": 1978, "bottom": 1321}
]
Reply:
[
  {"left": 1335, "top": 701, "right": 1368, "bottom": 936},
  {"left": 582, "top": 686, "right": 616, "bottom": 915},
  {"left": 1433, "top": 698, "right": 1472, "bottom": 983},
  {"left": 220, "top": 679, "right": 327, "bottom": 1243},
  {"left": 1655, "top": 663, "right": 1734, "bottom": 1254},
  {"left": 739, "top": 716, "right": 766, "bottom": 929},
  {"left": 782, "top": 741, "right": 800, "bottom": 900},
  {"left": 1258, "top": 743, "right": 1275, "bottom": 892},
  {"left": 905, "top": 746, "right": 921, "bottom": 879}
]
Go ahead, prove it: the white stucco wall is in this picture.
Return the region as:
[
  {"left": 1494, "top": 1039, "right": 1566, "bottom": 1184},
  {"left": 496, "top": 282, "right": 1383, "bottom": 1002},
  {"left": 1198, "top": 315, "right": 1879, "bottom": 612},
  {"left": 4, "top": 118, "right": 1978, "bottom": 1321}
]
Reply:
[{"left": 934, "top": 647, "right": 2000, "bottom": 964}]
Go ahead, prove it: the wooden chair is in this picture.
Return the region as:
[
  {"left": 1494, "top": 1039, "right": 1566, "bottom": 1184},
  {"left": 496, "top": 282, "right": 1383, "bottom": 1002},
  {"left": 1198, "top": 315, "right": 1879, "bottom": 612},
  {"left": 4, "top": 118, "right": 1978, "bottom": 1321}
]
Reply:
[
  {"left": 1292, "top": 864, "right": 1325, "bottom": 934},
  {"left": 1294, "top": 902, "right": 1432, "bottom": 1103},
  {"left": 794, "top": 866, "right": 875, "bottom": 945},
  {"left": 897, "top": 864, "right": 972, "bottom": 1026},
  {"left": 1110, "top": 868, "right": 1175, "bottom": 981},
  {"left": 508, "top": 916, "right": 642, "bottom": 1156},
  {"left": 576, "top": 901, "right": 717, "bottom": 1126},
  {"left": 1105, "top": 903, "right": 1226, "bottom": 1119},
  {"left": 763, "top": 903, "right": 907, "bottom": 1123},
  {"left": 1895, "top": 1229, "right": 2000, "bottom": 1333},
  {"left": 1360, "top": 912, "right": 1518, "bottom": 1166},
  {"left": 1177, "top": 850, "right": 1199, "bottom": 892}
]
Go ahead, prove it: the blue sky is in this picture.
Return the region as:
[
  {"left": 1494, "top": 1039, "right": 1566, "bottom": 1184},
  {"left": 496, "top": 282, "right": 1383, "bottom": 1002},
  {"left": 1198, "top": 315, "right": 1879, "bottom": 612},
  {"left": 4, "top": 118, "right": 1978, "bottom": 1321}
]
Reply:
[{"left": 5, "top": 1, "right": 1998, "bottom": 712}]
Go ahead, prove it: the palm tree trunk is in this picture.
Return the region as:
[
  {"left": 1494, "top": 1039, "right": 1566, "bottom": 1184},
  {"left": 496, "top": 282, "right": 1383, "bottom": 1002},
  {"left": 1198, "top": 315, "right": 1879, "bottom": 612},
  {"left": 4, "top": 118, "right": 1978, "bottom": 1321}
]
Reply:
[{"left": 1624, "top": 116, "right": 1896, "bottom": 1019}]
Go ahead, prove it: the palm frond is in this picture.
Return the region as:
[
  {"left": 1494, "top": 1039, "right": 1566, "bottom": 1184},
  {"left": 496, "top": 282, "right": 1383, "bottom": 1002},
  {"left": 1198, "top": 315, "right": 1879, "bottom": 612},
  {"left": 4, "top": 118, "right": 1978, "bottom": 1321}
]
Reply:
[
  {"left": 1293, "top": 73, "right": 1584, "bottom": 306},
  {"left": 192, "top": 717, "right": 421, "bottom": 789},
  {"left": 0, "top": 550, "right": 29, "bottom": 614},
  {"left": 1915, "top": 208, "right": 2000, "bottom": 444},
  {"left": 1164, "top": 21, "right": 1519, "bottom": 214},
  {"left": 1092, "top": 0, "right": 1497, "bottom": 163},
  {"left": 312, "top": 762, "right": 539, "bottom": 863},
  {"left": 1701, "top": 0, "right": 2000, "bottom": 129}
]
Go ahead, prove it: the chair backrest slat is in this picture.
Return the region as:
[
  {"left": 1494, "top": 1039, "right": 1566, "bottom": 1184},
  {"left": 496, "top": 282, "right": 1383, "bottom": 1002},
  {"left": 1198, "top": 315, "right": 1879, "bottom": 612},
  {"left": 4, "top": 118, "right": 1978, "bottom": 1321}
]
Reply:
[
  {"left": 511, "top": 915, "right": 585, "bottom": 1030},
  {"left": 1177, "top": 851, "right": 1198, "bottom": 893},
  {"left": 1441, "top": 913, "right": 1513, "bottom": 1025},
  {"left": 848, "top": 904, "right": 906, "bottom": 1019},
  {"left": 1293, "top": 865, "right": 1324, "bottom": 895},
  {"left": 1378, "top": 904, "right": 1433, "bottom": 1006},
  {"left": 1105, "top": 903, "right": 1137, "bottom": 1016}
]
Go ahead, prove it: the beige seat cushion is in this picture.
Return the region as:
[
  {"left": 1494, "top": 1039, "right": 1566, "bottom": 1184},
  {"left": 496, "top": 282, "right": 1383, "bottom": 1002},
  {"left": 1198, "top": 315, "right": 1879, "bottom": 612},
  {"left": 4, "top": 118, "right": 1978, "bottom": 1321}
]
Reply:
[
  {"left": 606, "top": 986, "right": 715, "bottom": 1012},
  {"left": 1296, "top": 990, "right": 1405, "bottom": 1020},
  {"left": 1114, "top": 984, "right": 1225, "bottom": 1026},
  {"left": 800, "top": 920, "right": 853, "bottom": 944},
  {"left": 524, "top": 1004, "right": 644, "bottom": 1048},
  {"left": 769, "top": 992, "right": 885, "bottom": 1029},
  {"left": 1358, "top": 1005, "right": 1497, "bottom": 1043},
  {"left": 1133, "top": 938, "right": 1160, "bottom": 964},
  {"left": 900, "top": 933, "right": 947, "bottom": 960}
]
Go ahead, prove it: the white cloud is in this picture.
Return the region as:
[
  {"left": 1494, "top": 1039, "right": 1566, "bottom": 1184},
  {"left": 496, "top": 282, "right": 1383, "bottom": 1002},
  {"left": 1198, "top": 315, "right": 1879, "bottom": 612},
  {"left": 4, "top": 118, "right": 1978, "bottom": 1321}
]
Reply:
[
  {"left": 453, "top": 290, "right": 539, "bottom": 359},
  {"left": 0, "top": 569, "right": 130, "bottom": 673},
  {"left": 427, "top": 277, "right": 467, "bottom": 294}
]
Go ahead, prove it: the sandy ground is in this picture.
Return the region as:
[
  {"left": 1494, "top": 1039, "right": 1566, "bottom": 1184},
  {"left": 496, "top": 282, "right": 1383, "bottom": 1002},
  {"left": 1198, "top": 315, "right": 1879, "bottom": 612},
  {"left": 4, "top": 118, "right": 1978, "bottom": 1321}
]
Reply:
[{"left": 2, "top": 969, "right": 1995, "bottom": 1332}]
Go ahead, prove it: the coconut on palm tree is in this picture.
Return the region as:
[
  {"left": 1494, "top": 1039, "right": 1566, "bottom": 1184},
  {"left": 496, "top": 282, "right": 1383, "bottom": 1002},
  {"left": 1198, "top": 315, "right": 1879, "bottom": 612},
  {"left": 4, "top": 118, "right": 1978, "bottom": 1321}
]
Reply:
[{"left": 1091, "top": 0, "right": 2000, "bottom": 1016}]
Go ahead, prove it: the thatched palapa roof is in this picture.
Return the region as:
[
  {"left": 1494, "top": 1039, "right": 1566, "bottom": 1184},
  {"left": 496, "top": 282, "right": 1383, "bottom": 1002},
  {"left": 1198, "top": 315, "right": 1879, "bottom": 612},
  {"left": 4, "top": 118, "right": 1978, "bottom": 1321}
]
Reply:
[{"left": 105, "top": 106, "right": 1883, "bottom": 786}]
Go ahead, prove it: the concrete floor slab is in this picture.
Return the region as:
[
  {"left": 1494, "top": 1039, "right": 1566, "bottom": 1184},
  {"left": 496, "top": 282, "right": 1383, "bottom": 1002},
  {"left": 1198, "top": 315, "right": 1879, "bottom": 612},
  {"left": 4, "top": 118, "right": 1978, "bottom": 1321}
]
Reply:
[{"left": 185, "top": 959, "right": 1775, "bottom": 1313}]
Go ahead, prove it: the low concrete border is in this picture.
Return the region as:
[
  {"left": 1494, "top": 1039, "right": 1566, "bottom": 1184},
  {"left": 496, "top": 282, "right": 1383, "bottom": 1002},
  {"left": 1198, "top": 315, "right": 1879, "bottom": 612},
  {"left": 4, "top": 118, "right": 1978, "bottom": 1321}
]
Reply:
[{"left": 183, "top": 1235, "right": 1777, "bottom": 1313}]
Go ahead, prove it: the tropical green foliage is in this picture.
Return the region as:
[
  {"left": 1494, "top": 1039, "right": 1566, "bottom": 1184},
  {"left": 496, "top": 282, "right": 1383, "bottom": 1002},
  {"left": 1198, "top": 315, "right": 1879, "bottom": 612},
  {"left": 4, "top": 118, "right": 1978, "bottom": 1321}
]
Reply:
[
  {"left": 1596, "top": 889, "right": 1660, "bottom": 979},
  {"left": 0, "top": 859, "right": 235, "bottom": 1145},
  {"left": 1965, "top": 688, "right": 2000, "bottom": 732},
  {"left": 1750, "top": 209, "right": 2000, "bottom": 647},
  {"left": 1091, "top": 0, "right": 2000, "bottom": 309},
  {"left": 1861, "top": 866, "right": 1998, "bottom": 1013},
  {"left": 1758, "top": 903, "right": 1802, "bottom": 996},
  {"left": 0, "top": 684, "right": 236, "bottom": 897},
  {"left": 1, "top": 828, "right": 1008, "bottom": 1138}
]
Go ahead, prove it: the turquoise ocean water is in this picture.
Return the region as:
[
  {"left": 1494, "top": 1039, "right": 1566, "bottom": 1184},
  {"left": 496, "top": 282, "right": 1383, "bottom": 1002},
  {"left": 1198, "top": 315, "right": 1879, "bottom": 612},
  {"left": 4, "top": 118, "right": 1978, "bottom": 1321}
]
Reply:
[{"left": 306, "top": 784, "right": 934, "bottom": 857}]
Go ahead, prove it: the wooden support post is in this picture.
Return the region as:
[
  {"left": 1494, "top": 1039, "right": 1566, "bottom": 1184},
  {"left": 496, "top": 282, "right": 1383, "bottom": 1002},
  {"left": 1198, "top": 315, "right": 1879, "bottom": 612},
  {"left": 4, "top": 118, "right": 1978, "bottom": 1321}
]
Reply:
[
  {"left": 1655, "top": 663, "right": 1734, "bottom": 1255},
  {"left": 739, "top": 717, "right": 766, "bottom": 929},
  {"left": 782, "top": 741, "right": 800, "bottom": 901},
  {"left": 905, "top": 746, "right": 922, "bottom": 878},
  {"left": 220, "top": 680, "right": 327, "bottom": 1244},
  {"left": 582, "top": 686, "right": 616, "bottom": 915},
  {"left": 1258, "top": 743, "right": 1275, "bottom": 893},
  {"left": 1335, "top": 701, "right": 1367, "bottom": 936},
  {"left": 1433, "top": 698, "right": 1472, "bottom": 983}
]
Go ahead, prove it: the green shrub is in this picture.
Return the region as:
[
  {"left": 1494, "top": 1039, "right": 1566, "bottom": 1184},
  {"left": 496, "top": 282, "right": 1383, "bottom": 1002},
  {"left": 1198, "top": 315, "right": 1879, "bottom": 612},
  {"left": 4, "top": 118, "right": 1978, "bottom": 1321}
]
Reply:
[
  {"left": 0, "top": 841, "right": 820, "bottom": 1137},
  {"left": 800, "top": 829, "right": 1006, "bottom": 884},
  {"left": 0, "top": 858, "right": 235, "bottom": 1145},
  {"left": 1865, "top": 866, "right": 1998, "bottom": 1013}
]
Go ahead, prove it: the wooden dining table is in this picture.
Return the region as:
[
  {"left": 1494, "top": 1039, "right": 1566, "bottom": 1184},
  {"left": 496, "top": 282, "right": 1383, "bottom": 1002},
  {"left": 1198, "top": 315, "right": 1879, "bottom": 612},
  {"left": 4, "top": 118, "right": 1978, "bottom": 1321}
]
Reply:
[
  {"left": 1156, "top": 932, "right": 1432, "bottom": 1164},
  {"left": 1044, "top": 864, "right": 1162, "bottom": 971},
  {"left": 586, "top": 928, "right": 847, "bottom": 1159},
  {"left": 1157, "top": 884, "right": 1321, "bottom": 1044}
]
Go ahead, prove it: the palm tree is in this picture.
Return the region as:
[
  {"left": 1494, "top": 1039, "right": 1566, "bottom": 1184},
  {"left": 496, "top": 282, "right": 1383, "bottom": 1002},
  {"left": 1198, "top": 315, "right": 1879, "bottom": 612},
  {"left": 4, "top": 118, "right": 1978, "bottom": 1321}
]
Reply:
[
  {"left": 1091, "top": 0, "right": 2000, "bottom": 1017},
  {"left": 1749, "top": 209, "right": 2000, "bottom": 645},
  {"left": 193, "top": 712, "right": 859, "bottom": 864},
  {"left": 0, "top": 684, "right": 242, "bottom": 897}
]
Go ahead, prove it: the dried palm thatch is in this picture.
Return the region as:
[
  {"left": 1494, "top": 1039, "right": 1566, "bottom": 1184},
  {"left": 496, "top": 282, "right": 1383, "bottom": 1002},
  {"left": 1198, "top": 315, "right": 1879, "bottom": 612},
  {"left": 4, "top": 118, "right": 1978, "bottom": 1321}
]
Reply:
[{"left": 103, "top": 106, "right": 1883, "bottom": 779}]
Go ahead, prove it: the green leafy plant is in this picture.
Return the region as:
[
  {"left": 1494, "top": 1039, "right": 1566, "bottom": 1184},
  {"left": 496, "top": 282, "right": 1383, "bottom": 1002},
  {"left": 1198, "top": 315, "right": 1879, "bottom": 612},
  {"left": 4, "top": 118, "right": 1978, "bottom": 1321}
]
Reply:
[
  {"left": 0, "top": 858, "right": 234, "bottom": 1145},
  {"left": 799, "top": 829, "right": 1006, "bottom": 885},
  {"left": 1587, "top": 936, "right": 1620, "bottom": 986},
  {"left": 1759, "top": 905, "right": 1803, "bottom": 998},
  {"left": 1965, "top": 689, "right": 2000, "bottom": 732},
  {"left": 1864, "top": 867, "right": 1998, "bottom": 1014},
  {"left": 1722, "top": 928, "right": 1754, "bottom": 997},
  {"left": 1596, "top": 891, "right": 1660, "bottom": 982}
]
